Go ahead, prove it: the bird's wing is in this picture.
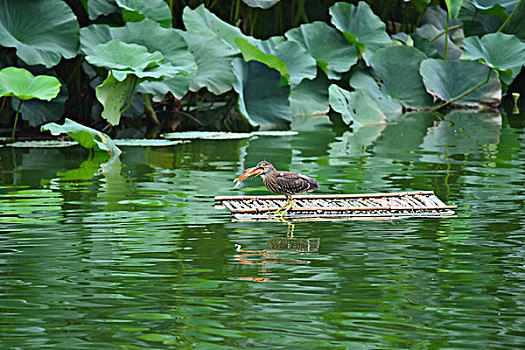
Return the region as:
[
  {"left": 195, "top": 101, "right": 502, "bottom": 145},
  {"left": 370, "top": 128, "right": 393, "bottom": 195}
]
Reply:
[{"left": 276, "top": 172, "right": 318, "bottom": 195}]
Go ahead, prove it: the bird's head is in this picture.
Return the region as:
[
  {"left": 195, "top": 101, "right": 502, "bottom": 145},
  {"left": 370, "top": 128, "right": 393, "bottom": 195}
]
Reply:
[{"left": 253, "top": 161, "right": 273, "bottom": 175}]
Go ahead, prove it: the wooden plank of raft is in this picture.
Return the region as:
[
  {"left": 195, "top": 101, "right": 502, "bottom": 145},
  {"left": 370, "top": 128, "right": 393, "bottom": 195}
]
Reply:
[
  {"left": 214, "top": 190, "right": 436, "bottom": 201},
  {"left": 227, "top": 205, "right": 457, "bottom": 213}
]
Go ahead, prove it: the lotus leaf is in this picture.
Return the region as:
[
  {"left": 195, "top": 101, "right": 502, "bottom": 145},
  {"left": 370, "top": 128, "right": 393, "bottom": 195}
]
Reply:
[
  {"left": 232, "top": 59, "right": 292, "bottom": 127},
  {"left": 472, "top": 0, "right": 518, "bottom": 17},
  {"left": 444, "top": 0, "right": 463, "bottom": 18},
  {"left": 463, "top": 32, "right": 525, "bottom": 85},
  {"left": 41, "top": 118, "right": 121, "bottom": 155},
  {"left": 285, "top": 22, "right": 358, "bottom": 78},
  {"left": 12, "top": 80, "right": 68, "bottom": 127},
  {"left": 420, "top": 59, "right": 501, "bottom": 107},
  {"left": 255, "top": 38, "right": 317, "bottom": 87},
  {"left": 95, "top": 72, "right": 134, "bottom": 126},
  {"left": 80, "top": 20, "right": 196, "bottom": 99},
  {"left": 242, "top": 0, "right": 281, "bottom": 9},
  {"left": 235, "top": 38, "right": 291, "bottom": 84},
  {"left": 329, "top": 2, "right": 392, "bottom": 64},
  {"left": 182, "top": 5, "right": 256, "bottom": 54},
  {"left": 184, "top": 32, "right": 237, "bottom": 94},
  {"left": 86, "top": 39, "right": 168, "bottom": 81},
  {"left": 6, "top": 140, "right": 77, "bottom": 148},
  {"left": 349, "top": 71, "right": 402, "bottom": 121},
  {"left": 0, "top": 0, "right": 79, "bottom": 68},
  {"left": 415, "top": 24, "right": 462, "bottom": 60},
  {"left": 328, "top": 84, "right": 387, "bottom": 128},
  {"left": 86, "top": 0, "right": 119, "bottom": 20},
  {"left": 289, "top": 73, "right": 330, "bottom": 116},
  {"left": 116, "top": 0, "right": 172, "bottom": 28},
  {"left": 370, "top": 46, "right": 436, "bottom": 109},
  {"left": 0, "top": 67, "right": 61, "bottom": 101}
]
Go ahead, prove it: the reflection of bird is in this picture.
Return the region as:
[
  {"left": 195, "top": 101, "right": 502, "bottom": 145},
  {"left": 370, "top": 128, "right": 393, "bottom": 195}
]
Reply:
[{"left": 251, "top": 161, "right": 319, "bottom": 216}]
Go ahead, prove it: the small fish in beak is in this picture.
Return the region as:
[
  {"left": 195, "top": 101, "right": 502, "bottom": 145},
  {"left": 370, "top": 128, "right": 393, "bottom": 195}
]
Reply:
[{"left": 233, "top": 166, "right": 263, "bottom": 188}]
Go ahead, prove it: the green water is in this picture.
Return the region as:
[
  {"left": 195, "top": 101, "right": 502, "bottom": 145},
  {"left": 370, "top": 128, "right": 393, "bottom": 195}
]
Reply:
[{"left": 1, "top": 113, "right": 524, "bottom": 349}]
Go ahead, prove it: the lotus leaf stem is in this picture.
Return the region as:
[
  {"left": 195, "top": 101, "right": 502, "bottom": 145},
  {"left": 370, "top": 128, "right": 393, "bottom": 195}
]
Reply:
[
  {"left": 120, "top": 76, "right": 138, "bottom": 115},
  {"left": 11, "top": 99, "right": 22, "bottom": 140},
  {"left": 444, "top": 16, "right": 449, "bottom": 60},
  {"left": 429, "top": 25, "right": 462, "bottom": 42},
  {"left": 430, "top": 68, "right": 492, "bottom": 112},
  {"left": 498, "top": 0, "right": 523, "bottom": 32}
]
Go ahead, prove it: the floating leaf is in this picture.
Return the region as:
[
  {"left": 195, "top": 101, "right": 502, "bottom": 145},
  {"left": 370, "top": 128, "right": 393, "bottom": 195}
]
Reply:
[
  {"left": 285, "top": 22, "right": 358, "bottom": 78},
  {"left": 232, "top": 59, "right": 292, "bottom": 127},
  {"left": 163, "top": 130, "right": 297, "bottom": 139},
  {"left": 0, "top": 0, "right": 79, "bottom": 68},
  {"left": 328, "top": 84, "right": 387, "bottom": 128},
  {"left": 349, "top": 71, "right": 402, "bottom": 120},
  {"left": 6, "top": 140, "right": 77, "bottom": 148},
  {"left": 463, "top": 32, "right": 525, "bottom": 85},
  {"left": 329, "top": 1, "right": 393, "bottom": 64},
  {"left": 0, "top": 67, "right": 61, "bottom": 101},
  {"left": 370, "top": 46, "right": 435, "bottom": 109},
  {"left": 113, "top": 139, "right": 184, "bottom": 146},
  {"left": 116, "top": 0, "right": 172, "bottom": 28},
  {"left": 163, "top": 131, "right": 251, "bottom": 140},
  {"left": 420, "top": 58, "right": 501, "bottom": 107},
  {"left": 41, "top": 118, "right": 121, "bottom": 155},
  {"left": 242, "top": 0, "right": 281, "bottom": 9}
]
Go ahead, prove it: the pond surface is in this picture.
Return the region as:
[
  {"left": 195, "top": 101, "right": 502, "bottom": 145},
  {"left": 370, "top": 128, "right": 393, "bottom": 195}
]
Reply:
[{"left": 1, "top": 112, "right": 524, "bottom": 349}]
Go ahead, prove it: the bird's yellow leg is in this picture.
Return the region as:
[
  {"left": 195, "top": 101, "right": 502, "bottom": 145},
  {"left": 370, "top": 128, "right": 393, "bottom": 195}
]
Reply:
[
  {"left": 279, "top": 198, "right": 295, "bottom": 217},
  {"left": 271, "top": 198, "right": 291, "bottom": 217}
]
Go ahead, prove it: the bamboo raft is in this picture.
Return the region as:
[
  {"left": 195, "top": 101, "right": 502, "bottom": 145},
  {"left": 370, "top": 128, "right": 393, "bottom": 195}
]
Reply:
[{"left": 214, "top": 191, "right": 457, "bottom": 221}]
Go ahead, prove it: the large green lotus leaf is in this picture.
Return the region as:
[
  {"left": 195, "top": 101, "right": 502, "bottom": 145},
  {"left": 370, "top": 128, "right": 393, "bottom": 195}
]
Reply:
[
  {"left": 328, "top": 84, "right": 387, "bottom": 128},
  {"left": 444, "top": 0, "right": 463, "bottom": 18},
  {"left": 96, "top": 71, "right": 134, "bottom": 125},
  {"left": 184, "top": 32, "right": 237, "bottom": 94},
  {"left": 12, "top": 79, "right": 68, "bottom": 127},
  {"left": 232, "top": 59, "right": 291, "bottom": 127},
  {"left": 463, "top": 32, "right": 525, "bottom": 85},
  {"left": 349, "top": 71, "right": 402, "bottom": 121},
  {"left": 472, "top": 0, "right": 517, "bottom": 17},
  {"left": 183, "top": 4, "right": 256, "bottom": 55},
  {"left": 116, "top": 0, "right": 171, "bottom": 27},
  {"left": 138, "top": 76, "right": 189, "bottom": 100},
  {"left": 370, "top": 46, "right": 435, "bottom": 109},
  {"left": 0, "top": 67, "right": 61, "bottom": 101},
  {"left": 251, "top": 38, "right": 317, "bottom": 87},
  {"left": 86, "top": 0, "right": 119, "bottom": 20},
  {"left": 0, "top": 0, "right": 79, "bottom": 68},
  {"left": 235, "top": 38, "right": 290, "bottom": 84},
  {"left": 329, "top": 2, "right": 392, "bottom": 65},
  {"left": 85, "top": 39, "right": 164, "bottom": 73},
  {"left": 80, "top": 20, "right": 196, "bottom": 99},
  {"left": 420, "top": 59, "right": 501, "bottom": 107},
  {"left": 285, "top": 22, "right": 358, "bottom": 78},
  {"left": 41, "top": 118, "right": 122, "bottom": 155},
  {"left": 289, "top": 73, "right": 329, "bottom": 116},
  {"left": 242, "top": 0, "right": 281, "bottom": 9},
  {"left": 415, "top": 24, "right": 462, "bottom": 60}
]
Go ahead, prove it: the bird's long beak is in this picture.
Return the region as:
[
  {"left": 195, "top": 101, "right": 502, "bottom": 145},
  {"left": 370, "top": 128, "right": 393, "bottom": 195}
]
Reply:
[{"left": 233, "top": 166, "right": 264, "bottom": 189}]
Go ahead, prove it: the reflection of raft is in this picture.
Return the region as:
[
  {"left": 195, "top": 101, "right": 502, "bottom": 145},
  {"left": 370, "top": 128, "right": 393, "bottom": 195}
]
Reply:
[{"left": 214, "top": 191, "right": 456, "bottom": 221}]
